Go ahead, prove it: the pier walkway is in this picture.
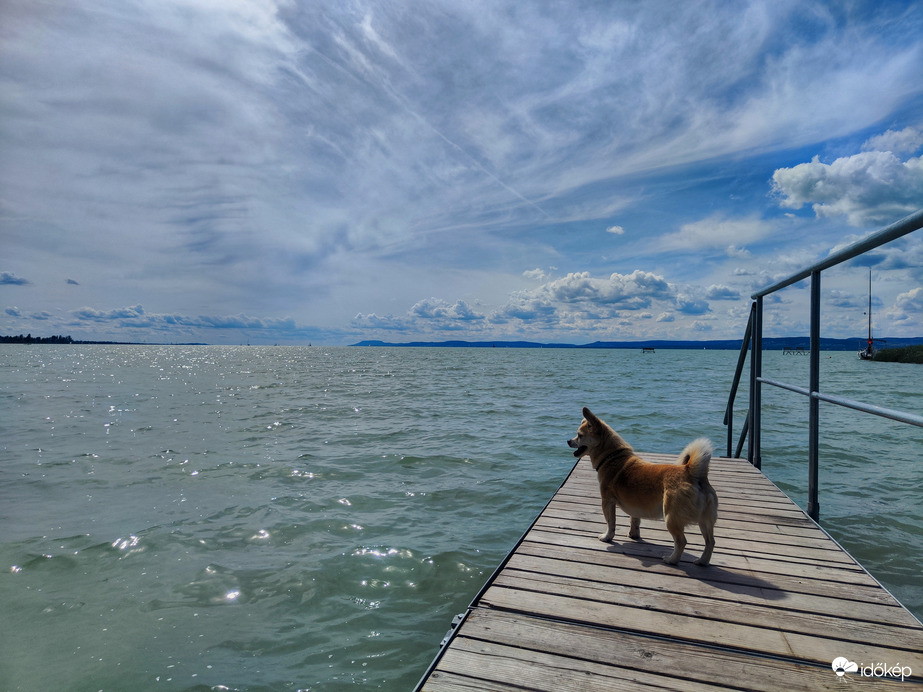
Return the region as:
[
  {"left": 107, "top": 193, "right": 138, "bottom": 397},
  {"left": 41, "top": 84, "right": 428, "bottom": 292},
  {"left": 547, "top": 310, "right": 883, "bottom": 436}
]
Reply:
[{"left": 418, "top": 453, "right": 923, "bottom": 690}]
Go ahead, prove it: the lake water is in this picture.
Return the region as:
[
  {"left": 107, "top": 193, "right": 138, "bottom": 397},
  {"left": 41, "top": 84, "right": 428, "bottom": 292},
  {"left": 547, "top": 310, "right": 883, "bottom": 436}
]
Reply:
[{"left": 1, "top": 345, "right": 920, "bottom": 690}]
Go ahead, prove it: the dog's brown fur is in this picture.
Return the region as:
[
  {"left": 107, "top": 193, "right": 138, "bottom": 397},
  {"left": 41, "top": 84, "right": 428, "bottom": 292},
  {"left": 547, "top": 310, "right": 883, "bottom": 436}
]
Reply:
[{"left": 567, "top": 407, "right": 718, "bottom": 566}]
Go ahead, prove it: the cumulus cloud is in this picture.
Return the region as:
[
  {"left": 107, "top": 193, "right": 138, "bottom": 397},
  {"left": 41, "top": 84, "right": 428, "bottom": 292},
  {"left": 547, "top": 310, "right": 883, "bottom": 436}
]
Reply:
[
  {"left": 73, "top": 305, "right": 146, "bottom": 322},
  {"left": 70, "top": 304, "right": 297, "bottom": 332},
  {"left": 706, "top": 285, "right": 740, "bottom": 300},
  {"left": 884, "top": 286, "right": 923, "bottom": 327},
  {"left": 861, "top": 126, "right": 923, "bottom": 155},
  {"left": 537, "top": 271, "right": 673, "bottom": 308},
  {"left": 772, "top": 139, "right": 923, "bottom": 227},
  {"left": 606, "top": 225, "right": 625, "bottom": 235},
  {"left": 6, "top": 306, "right": 23, "bottom": 317},
  {"left": 410, "top": 298, "right": 484, "bottom": 324},
  {"left": 354, "top": 299, "right": 486, "bottom": 333},
  {"left": 351, "top": 312, "right": 409, "bottom": 332},
  {"left": 522, "top": 268, "right": 547, "bottom": 281},
  {"left": 1, "top": 272, "right": 30, "bottom": 285},
  {"left": 355, "top": 269, "right": 689, "bottom": 336},
  {"left": 676, "top": 295, "right": 710, "bottom": 315}
]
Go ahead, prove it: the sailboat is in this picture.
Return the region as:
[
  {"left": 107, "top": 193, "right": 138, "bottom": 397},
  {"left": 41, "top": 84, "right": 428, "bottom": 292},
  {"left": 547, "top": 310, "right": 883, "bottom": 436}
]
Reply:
[{"left": 857, "top": 270, "right": 883, "bottom": 360}]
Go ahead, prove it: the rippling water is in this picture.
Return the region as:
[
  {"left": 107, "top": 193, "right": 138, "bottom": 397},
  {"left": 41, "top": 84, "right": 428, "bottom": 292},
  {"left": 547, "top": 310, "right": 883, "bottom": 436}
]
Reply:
[{"left": 1, "top": 345, "right": 920, "bottom": 690}]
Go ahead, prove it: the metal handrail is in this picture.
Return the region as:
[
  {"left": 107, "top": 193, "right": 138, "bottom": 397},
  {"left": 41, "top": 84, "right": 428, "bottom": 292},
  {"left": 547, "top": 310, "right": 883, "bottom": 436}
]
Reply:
[{"left": 725, "top": 208, "right": 923, "bottom": 521}]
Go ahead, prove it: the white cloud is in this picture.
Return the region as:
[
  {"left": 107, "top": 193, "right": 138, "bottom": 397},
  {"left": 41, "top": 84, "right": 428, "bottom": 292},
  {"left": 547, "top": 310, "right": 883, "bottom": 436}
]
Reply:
[
  {"left": 884, "top": 287, "right": 923, "bottom": 327},
  {"left": 676, "top": 295, "right": 710, "bottom": 315},
  {"left": 522, "top": 268, "right": 547, "bottom": 281},
  {"left": 663, "top": 215, "right": 772, "bottom": 250},
  {"left": 356, "top": 269, "right": 684, "bottom": 337},
  {"left": 410, "top": 298, "right": 484, "bottom": 324},
  {"left": 861, "top": 126, "right": 923, "bottom": 155},
  {"left": 706, "top": 285, "right": 740, "bottom": 300},
  {"left": 70, "top": 304, "right": 298, "bottom": 333},
  {"left": 1, "top": 271, "right": 30, "bottom": 285},
  {"left": 537, "top": 271, "right": 673, "bottom": 309},
  {"left": 606, "top": 225, "right": 625, "bottom": 235},
  {"left": 771, "top": 151, "right": 923, "bottom": 226}
]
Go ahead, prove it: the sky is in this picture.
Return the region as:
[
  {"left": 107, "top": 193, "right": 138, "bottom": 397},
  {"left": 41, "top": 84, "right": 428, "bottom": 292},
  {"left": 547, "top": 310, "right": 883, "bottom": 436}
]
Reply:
[{"left": 2, "top": 0, "right": 922, "bottom": 345}]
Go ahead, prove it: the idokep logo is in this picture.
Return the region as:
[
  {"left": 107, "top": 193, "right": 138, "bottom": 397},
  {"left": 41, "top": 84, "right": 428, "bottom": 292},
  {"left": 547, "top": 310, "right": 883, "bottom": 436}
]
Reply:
[
  {"left": 832, "top": 657, "right": 858, "bottom": 677},
  {"left": 832, "top": 657, "right": 913, "bottom": 682}
]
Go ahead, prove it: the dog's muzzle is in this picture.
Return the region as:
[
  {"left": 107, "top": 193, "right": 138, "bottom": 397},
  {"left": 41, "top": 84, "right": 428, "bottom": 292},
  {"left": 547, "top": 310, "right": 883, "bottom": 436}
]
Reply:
[{"left": 567, "top": 438, "right": 588, "bottom": 458}]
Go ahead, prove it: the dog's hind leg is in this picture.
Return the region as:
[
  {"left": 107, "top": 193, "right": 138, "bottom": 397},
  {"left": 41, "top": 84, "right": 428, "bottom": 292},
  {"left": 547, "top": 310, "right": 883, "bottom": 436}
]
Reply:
[
  {"left": 628, "top": 516, "right": 641, "bottom": 540},
  {"left": 599, "top": 500, "right": 617, "bottom": 542},
  {"left": 695, "top": 519, "right": 715, "bottom": 566},
  {"left": 695, "top": 488, "right": 718, "bottom": 566},
  {"left": 663, "top": 515, "right": 687, "bottom": 565}
]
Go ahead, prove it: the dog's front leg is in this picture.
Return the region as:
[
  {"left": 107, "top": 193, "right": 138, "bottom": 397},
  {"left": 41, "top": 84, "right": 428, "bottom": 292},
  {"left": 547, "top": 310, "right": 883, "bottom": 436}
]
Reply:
[{"left": 599, "top": 500, "right": 616, "bottom": 542}]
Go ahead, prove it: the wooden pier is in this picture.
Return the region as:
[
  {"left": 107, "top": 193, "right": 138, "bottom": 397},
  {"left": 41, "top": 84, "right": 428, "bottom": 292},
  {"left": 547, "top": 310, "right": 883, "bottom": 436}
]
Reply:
[{"left": 418, "top": 453, "right": 923, "bottom": 690}]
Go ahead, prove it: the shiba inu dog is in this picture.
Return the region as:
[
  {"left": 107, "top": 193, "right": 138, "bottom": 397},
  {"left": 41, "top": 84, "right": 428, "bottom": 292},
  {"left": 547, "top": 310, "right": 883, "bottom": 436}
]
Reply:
[{"left": 568, "top": 407, "right": 718, "bottom": 566}]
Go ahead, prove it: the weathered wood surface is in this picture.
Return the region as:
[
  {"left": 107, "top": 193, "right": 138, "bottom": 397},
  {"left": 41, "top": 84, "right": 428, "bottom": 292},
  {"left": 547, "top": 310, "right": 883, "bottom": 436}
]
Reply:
[{"left": 419, "top": 454, "right": 923, "bottom": 690}]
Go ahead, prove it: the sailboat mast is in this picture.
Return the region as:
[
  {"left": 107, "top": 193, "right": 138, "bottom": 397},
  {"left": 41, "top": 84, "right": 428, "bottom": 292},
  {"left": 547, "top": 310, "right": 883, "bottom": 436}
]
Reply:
[{"left": 867, "top": 269, "right": 872, "bottom": 342}]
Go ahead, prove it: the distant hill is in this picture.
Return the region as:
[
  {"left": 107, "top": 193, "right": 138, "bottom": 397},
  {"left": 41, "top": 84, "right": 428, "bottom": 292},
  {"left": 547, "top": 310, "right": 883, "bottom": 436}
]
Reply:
[{"left": 351, "top": 337, "right": 923, "bottom": 351}]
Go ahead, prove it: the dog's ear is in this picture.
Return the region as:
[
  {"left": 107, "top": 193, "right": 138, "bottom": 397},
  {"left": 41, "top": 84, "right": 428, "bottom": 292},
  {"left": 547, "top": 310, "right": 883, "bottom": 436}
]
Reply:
[{"left": 582, "top": 407, "right": 599, "bottom": 428}]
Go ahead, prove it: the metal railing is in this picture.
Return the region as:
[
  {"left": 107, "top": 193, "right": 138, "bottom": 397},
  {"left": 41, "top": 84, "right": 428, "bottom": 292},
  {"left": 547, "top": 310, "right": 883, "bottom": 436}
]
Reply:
[{"left": 725, "top": 208, "right": 923, "bottom": 521}]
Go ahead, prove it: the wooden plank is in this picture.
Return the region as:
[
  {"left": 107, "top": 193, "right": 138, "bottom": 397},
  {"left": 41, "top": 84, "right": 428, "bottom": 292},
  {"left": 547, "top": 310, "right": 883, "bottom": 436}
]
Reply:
[
  {"left": 479, "top": 587, "right": 923, "bottom": 671},
  {"left": 532, "top": 515, "right": 859, "bottom": 564},
  {"left": 521, "top": 529, "right": 875, "bottom": 584},
  {"left": 513, "top": 541, "right": 902, "bottom": 607},
  {"left": 502, "top": 553, "right": 922, "bottom": 627},
  {"left": 488, "top": 571, "right": 923, "bottom": 651},
  {"left": 434, "top": 639, "right": 730, "bottom": 692},
  {"left": 418, "top": 454, "right": 923, "bottom": 690},
  {"left": 447, "top": 610, "right": 851, "bottom": 692}
]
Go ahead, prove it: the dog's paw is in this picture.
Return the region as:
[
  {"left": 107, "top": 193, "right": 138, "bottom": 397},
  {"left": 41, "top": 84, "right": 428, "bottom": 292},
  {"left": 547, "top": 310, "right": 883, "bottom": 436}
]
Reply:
[
  {"left": 628, "top": 531, "right": 641, "bottom": 540},
  {"left": 694, "top": 557, "right": 711, "bottom": 566},
  {"left": 662, "top": 555, "right": 680, "bottom": 565},
  {"left": 598, "top": 532, "right": 614, "bottom": 543}
]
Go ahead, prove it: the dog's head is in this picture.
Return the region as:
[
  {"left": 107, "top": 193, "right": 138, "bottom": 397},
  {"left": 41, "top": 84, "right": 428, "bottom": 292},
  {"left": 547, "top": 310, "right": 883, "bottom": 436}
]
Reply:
[{"left": 567, "top": 406, "right": 608, "bottom": 458}]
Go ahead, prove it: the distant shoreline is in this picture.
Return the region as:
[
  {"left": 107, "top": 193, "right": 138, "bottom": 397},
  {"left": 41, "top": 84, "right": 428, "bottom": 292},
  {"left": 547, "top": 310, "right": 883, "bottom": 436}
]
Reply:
[
  {"left": 0, "top": 335, "right": 206, "bottom": 345},
  {"left": 4, "top": 335, "right": 922, "bottom": 350},
  {"left": 351, "top": 337, "right": 923, "bottom": 351}
]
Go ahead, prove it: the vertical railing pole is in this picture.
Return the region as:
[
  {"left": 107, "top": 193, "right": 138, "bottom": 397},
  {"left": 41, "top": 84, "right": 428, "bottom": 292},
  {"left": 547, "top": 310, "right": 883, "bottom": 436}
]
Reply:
[
  {"left": 726, "top": 394, "right": 733, "bottom": 459},
  {"left": 807, "top": 271, "right": 821, "bottom": 521},
  {"left": 725, "top": 304, "right": 754, "bottom": 458},
  {"left": 748, "top": 298, "right": 762, "bottom": 469}
]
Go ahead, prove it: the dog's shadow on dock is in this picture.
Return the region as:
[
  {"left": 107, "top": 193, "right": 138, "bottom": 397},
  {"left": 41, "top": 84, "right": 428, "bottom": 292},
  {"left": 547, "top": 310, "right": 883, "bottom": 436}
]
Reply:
[{"left": 606, "top": 542, "right": 786, "bottom": 601}]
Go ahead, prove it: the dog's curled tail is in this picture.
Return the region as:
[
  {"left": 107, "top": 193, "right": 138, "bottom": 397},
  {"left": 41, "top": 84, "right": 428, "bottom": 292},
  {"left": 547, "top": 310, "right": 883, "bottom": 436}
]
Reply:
[{"left": 680, "top": 438, "right": 713, "bottom": 480}]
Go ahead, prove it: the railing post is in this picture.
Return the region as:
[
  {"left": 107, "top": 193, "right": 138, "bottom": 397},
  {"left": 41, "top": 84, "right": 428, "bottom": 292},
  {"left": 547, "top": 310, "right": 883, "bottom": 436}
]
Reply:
[
  {"left": 726, "top": 394, "right": 733, "bottom": 459},
  {"left": 748, "top": 298, "right": 762, "bottom": 469},
  {"left": 725, "top": 304, "right": 754, "bottom": 458},
  {"left": 807, "top": 271, "right": 821, "bottom": 521}
]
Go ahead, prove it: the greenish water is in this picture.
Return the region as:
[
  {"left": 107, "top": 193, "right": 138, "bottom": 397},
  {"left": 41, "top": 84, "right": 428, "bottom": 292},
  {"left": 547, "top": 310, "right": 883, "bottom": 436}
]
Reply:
[{"left": 1, "top": 345, "right": 920, "bottom": 690}]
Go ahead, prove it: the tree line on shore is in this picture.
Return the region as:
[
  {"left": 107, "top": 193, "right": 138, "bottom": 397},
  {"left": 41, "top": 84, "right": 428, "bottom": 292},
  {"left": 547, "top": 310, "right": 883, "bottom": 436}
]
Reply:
[{"left": 1, "top": 334, "right": 76, "bottom": 344}]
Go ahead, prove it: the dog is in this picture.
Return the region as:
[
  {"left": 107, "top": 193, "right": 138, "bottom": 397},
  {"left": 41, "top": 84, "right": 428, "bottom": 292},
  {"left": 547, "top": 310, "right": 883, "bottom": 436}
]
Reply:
[{"left": 567, "top": 407, "right": 718, "bottom": 566}]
